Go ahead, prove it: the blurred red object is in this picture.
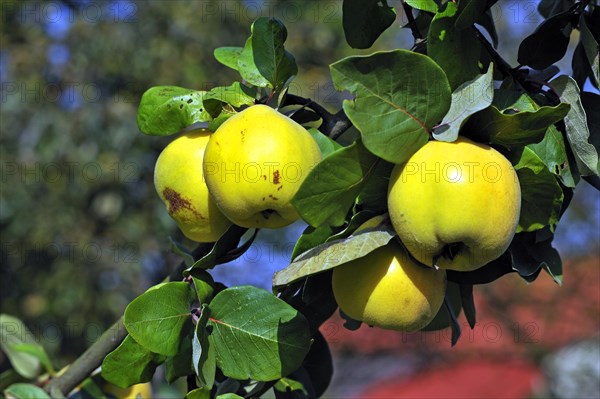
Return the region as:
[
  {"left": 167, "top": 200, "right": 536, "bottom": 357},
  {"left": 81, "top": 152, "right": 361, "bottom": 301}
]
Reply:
[{"left": 356, "top": 360, "right": 542, "bottom": 399}]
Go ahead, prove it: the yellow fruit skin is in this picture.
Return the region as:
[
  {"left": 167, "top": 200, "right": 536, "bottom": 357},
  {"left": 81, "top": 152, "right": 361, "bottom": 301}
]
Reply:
[
  {"left": 387, "top": 137, "right": 521, "bottom": 272},
  {"left": 154, "top": 130, "right": 232, "bottom": 242},
  {"left": 203, "top": 105, "right": 322, "bottom": 228},
  {"left": 332, "top": 242, "right": 446, "bottom": 332},
  {"left": 104, "top": 382, "right": 152, "bottom": 399}
]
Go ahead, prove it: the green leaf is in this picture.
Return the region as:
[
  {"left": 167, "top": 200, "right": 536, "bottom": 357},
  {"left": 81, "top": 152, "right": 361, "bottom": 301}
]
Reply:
[
  {"left": 192, "top": 270, "right": 215, "bottom": 304},
  {"left": 193, "top": 306, "right": 216, "bottom": 389},
  {"left": 183, "top": 225, "right": 250, "bottom": 276},
  {"left": 515, "top": 148, "right": 564, "bottom": 232},
  {"left": 7, "top": 344, "right": 53, "bottom": 375},
  {"left": 207, "top": 286, "right": 311, "bottom": 381},
  {"left": 238, "top": 17, "right": 297, "bottom": 91},
  {"left": 355, "top": 160, "right": 394, "bottom": 212},
  {"left": 186, "top": 388, "right": 212, "bottom": 399},
  {"left": 580, "top": 15, "right": 599, "bottom": 85},
  {"left": 4, "top": 383, "right": 50, "bottom": 399},
  {"left": 214, "top": 47, "right": 243, "bottom": 71},
  {"left": 464, "top": 102, "right": 570, "bottom": 148},
  {"left": 101, "top": 335, "right": 163, "bottom": 388},
  {"left": 552, "top": 75, "right": 600, "bottom": 176},
  {"left": 274, "top": 377, "right": 308, "bottom": 396},
  {"left": 136, "top": 86, "right": 209, "bottom": 136},
  {"left": 0, "top": 314, "right": 42, "bottom": 379},
  {"left": 299, "top": 331, "right": 333, "bottom": 397},
  {"left": 291, "top": 225, "right": 337, "bottom": 261},
  {"left": 208, "top": 108, "right": 236, "bottom": 132},
  {"left": 292, "top": 140, "right": 380, "bottom": 227},
  {"left": 518, "top": 9, "right": 573, "bottom": 70},
  {"left": 455, "top": 0, "right": 487, "bottom": 29},
  {"left": 272, "top": 222, "right": 396, "bottom": 288},
  {"left": 405, "top": 0, "right": 439, "bottom": 13},
  {"left": 124, "top": 282, "right": 194, "bottom": 356},
  {"left": 202, "top": 82, "right": 256, "bottom": 117},
  {"left": 331, "top": 50, "right": 451, "bottom": 163},
  {"left": 165, "top": 336, "right": 193, "bottom": 384},
  {"left": 582, "top": 92, "right": 600, "bottom": 166},
  {"left": 169, "top": 238, "right": 195, "bottom": 268},
  {"left": 216, "top": 394, "right": 244, "bottom": 399},
  {"left": 342, "top": 0, "right": 396, "bottom": 49},
  {"left": 428, "top": 2, "right": 482, "bottom": 90},
  {"left": 477, "top": 9, "right": 499, "bottom": 48},
  {"left": 433, "top": 64, "right": 494, "bottom": 142},
  {"left": 528, "top": 125, "right": 578, "bottom": 187},
  {"left": 307, "top": 128, "right": 342, "bottom": 158},
  {"left": 325, "top": 211, "right": 383, "bottom": 243},
  {"left": 509, "top": 231, "right": 562, "bottom": 283}
]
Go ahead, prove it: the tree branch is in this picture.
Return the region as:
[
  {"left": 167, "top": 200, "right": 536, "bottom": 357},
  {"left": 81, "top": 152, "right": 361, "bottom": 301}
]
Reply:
[
  {"left": 401, "top": 0, "right": 422, "bottom": 41},
  {"left": 282, "top": 94, "right": 353, "bottom": 140},
  {"left": 44, "top": 243, "right": 214, "bottom": 396},
  {"left": 44, "top": 318, "right": 127, "bottom": 396}
]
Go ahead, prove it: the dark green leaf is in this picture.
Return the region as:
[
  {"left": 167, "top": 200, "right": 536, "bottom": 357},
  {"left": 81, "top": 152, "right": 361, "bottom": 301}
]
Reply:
[
  {"left": 238, "top": 18, "right": 297, "bottom": 90},
  {"left": 433, "top": 64, "right": 494, "bottom": 142},
  {"left": 183, "top": 225, "right": 249, "bottom": 276},
  {"left": 342, "top": 0, "right": 396, "bottom": 49},
  {"left": 528, "top": 125, "right": 578, "bottom": 187},
  {"left": 325, "top": 211, "right": 383, "bottom": 243},
  {"left": 517, "top": 9, "right": 573, "bottom": 70},
  {"left": 307, "top": 128, "right": 342, "bottom": 158},
  {"left": 300, "top": 331, "right": 333, "bottom": 397},
  {"left": 4, "top": 383, "right": 50, "bottom": 399},
  {"left": 331, "top": 50, "right": 451, "bottom": 163},
  {"left": 421, "top": 281, "right": 462, "bottom": 331},
  {"left": 169, "top": 238, "right": 195, "bottom": 268},
  {"left": 355, "top": 160, "right": 394, "bottom": 212},
  {"left": 459, "top": 284, "right": 476, "bottom": 329},
  {"left": 538, "top": 0, "right": 570, "bottom": 18},
  {"left": 165, "top": 336, "right": 193, "bottom": 384},
  {"left": 509, "top": 232, "right": 562, "bottom": 282},
  {"left": 476, "top": 9, "right": 498, "bottom": 48},
  {"left": 292, "top": 140, "right": 380, "bottom": 227},
  {"left": 101, "top": 335, "right": 164, "bottom": 388},
  {"left": 455, "top": 0, "right": 487, "bottom": 29},
  {"left": 202, "top": 82, "right": 256, "bottom": 117},
  {"left": 572, "top": 42, "right": 593, "bottom": 90},
  {"left": 552, "top": 75, "right": 600, "bottom": 175},
  {"left": 0, "top": 314, "right": 42, "bottom": 379},
  {"left": 291, "top": 225, "right": 337, "bottom": 261},
  {"left": 136, "top": 86, "right": 208, "bottom": 136},
  {"left": 124, "top": 282, "right": 194, "bottom": 356},
  {"left": 580, "top": 15, "right": 600, "bottom": 88},
  {"left": 464, "top": 102, "right": 570, "bottom": 148},
  {"left": 193, "top": 305, "right": 216, "bottom": 389},
  {"left": 207, "top": 286, "right": 311, "bottom": 381},
  {"left": 213, "top": 47, "right": 243, "bottom": 71},
  {"left": 515, "top": 147, "right": 564, "bottom": 232},
  {"left": 272, "top": 223, "right": 396, "bottom": 288},
  {"left": 216, "top": 394, "right": 244, "bottom": 399},
  {"left": 428, "top": 2, "right": 482, "bottom": 90},
  {"left": 582, "top": 92, "right": 600, "bottom": 165},
  {"left": 445, "top": 296, "right": 461, "bottom": 346}
]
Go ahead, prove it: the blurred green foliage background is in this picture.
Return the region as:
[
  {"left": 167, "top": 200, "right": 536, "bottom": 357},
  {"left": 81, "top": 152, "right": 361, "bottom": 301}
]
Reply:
[{"left": 1, "top": 0, "right": 598, "bottom": 377}]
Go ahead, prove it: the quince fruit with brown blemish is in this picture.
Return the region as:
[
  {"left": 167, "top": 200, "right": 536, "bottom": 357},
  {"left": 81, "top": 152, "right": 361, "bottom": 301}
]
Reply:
[
  {"left": 203, "top": 105, "right": 322, "bottom": 228},
  {"left": 154, "top": 129, "right": 232, "bottom": 242}
]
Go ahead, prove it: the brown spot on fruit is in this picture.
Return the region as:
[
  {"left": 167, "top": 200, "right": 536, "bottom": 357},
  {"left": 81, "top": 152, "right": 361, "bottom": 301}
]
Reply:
[
  {"left": 268, "top": 195, "right": 279, "bottom": 200},
  {"left": 262, "top": 175, "right": 267, "bottom": 180},
  {"left": 240, "top": 129, "right": 246, "bottom": 143},
  {"left": 162, "top": 187, "right": 204, "bottom": 219},
  {"left": 277, "top": 185, "right": 283, "bottom": 191},
  {"left": 273, "top": 170, "right": 280, "bottom": 184}
]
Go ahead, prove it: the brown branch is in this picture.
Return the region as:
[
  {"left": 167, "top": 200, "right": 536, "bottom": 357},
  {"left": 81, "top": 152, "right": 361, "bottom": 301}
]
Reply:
[{"left": 401, "top": 1, "right": 423, "bottom": 41}]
